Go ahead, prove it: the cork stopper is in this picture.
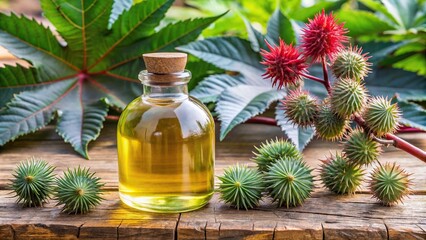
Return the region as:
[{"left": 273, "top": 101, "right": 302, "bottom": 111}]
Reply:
[{"left": 143, "top": 52, "right": 187, "bottom": 74}]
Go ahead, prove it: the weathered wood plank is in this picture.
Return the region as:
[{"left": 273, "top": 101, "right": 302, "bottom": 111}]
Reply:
[
  {"left": 0, "top": 123, "right": 425, "bottom": 239},
  {"left": 385, "top": 222, "right": 426, "bottom": 240},
  {"left": 274, "top": 221, "right": 322, "bottom": 240},
  {"left": 322, "top": 222, "right": 387, "bottom": 240}
]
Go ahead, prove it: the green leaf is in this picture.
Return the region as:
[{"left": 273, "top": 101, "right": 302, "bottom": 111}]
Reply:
[
  {"left": 266, "top": 8, "right": 295, "bottom": 45},
  {"left": 0, "top": 65, "right": 41, "bottom": 109},
  {"left": 0, "top": 13, "right": 76, "bottom": 78},
  {"left": 56, "top": 99, "right": 109, "bottom": 159},
  {"left": 177, "top": 37, "right": 264, "bottom": 80},
  {"left": 41, "top": 0, "right": 114, "bottom": 67},
  {"left": 109, "top": 0, "right": 133, "bottom": 27},
  {"left": 275, "top": 101, "right": 315, "bottom": 151},
  {"left": 186, "top": 60, "right": 224, "bottom": 91},
  {"left": 216, "top": 85, "right": 284, "bottom": 140},
  {"left": 365, "top": 67, "right": 426, "bottom": 101},
  {"left": 361, "top": 41, "right": 409, "bottom": 64},
  {"left": 288, "top": 0, "right": 346, "bottom": 21},
  {"left": 394, "top": 42, "right": 426, "bottom": 55},
  {"left": 335, "top": 10, "right": 394, "bottom": 37},
  {"left": 358, "top": 0, "right": 400, "bottom": 26},
  {"left": 190, "top": 74, "right": 247, "bottom": 103},
  {"left": 0, "top": 0, "right": 222, "bottom": 158},
  {"left": 359, "top": 0, "right": 426, "bottom": 31},
  {"left": 392, "top": 53, "right": 426, "bottom": 76},
  {"left": 96, "top": 14, "right": 225, "bottom": 74},
  {"left": 396, "top": 100, "right": 426, "bottom": 131},
  {"left": 89, "top": 0, "right": 173, "bottom": 69},
  {"left": 381, "top": 0, "right": 420, "bottom": 29},
  {"left": 0, "top": 79, "right": 76, "bottom": 146},
  {"left": 243, "top": 17, "right": 267, "bottom": 52}
]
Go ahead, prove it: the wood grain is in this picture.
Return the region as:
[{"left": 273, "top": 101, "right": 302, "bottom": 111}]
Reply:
[{"left": 0, "top": 123, "right": 425, "bottom": 239}]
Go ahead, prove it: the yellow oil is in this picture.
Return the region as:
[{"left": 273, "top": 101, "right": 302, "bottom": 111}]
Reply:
[{"left": 117, "top": 96, "right": 215, "bottom": 213}]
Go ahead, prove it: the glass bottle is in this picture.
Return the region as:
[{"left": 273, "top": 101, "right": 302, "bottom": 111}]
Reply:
[{"left": 117, "top": 52, "right": 215, "bottom": 213}]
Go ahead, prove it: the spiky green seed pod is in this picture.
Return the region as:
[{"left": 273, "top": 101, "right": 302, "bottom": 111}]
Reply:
[
  {"left": 320, "top": 153, "right": 364, "bottom": 194},
  {"left": 331, "top": 46, "right": 371, "bottom": 81},
  {"left": 314, "top": 100, "right": 349, "bottom": 141},
  {"left": 282, "top": 90, "right": 318, "bottom": 127},
  {"left": 10, "top": 157, "right": 55, "bottom": 207},
  {"left": 343, "top": 128, "right": 381, "bottom": 166},
  {"left": 218, "top": 165, "right": 264, "bottom": 210},
  {"left": 363, "top": 97, "right": 400, "bottom": 136},
  {"left": 253, "top": 138, "right": 303, "bottom": 172},
  {"left": 265, "top": 159, "right": 314, "bottom": 208},
  {"left": 331, "top": 78, "right": 367, "bottom": 118},
  {"left": 55, "top": 167, "right": 104, "bottom": 214},
  {"left": 370, "top": 162, "right": 411, "bottom": 206}
]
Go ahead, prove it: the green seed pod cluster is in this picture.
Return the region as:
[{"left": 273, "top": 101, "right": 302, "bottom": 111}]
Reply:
[
  {"left": 10, "top": 158, "right": 56, "bottom": 207},
  {"left": 252, "top": 138, "right": 302, "bottom": 172},
  {"left": 331, "top": 46, "right": 371, "bottom": 81},
  {"left": 314, "top": 100, "right": 349, "bottom": 141},
  {"left": 218, "top": 165, "right": 264, "bottom": 210},
  {"left": 220, "top": 142, "right": 314, "bottom": 209},
  {"left": 282, "top": 90, "right": 318, "bottom": 127},
  {"left": 265, "top": 159, "right": 314, "bottom": 208},
  {"left": 369, "top": 163, "right": 411, "bottom": 206},
  {"left": 363, "top": 97, "right": 400, "bottom": 136},
  {"left": 343, "top": 128, "right": 381, "bottom": 166},
  {"left": 320, "top": 153, "right": 364, "bottom": 194},
  {"left": 331, "top": 78, "right": 367, "bottom": 118},
  {"left": 55, "top": 167, "right": 104, "bottom": 214}
]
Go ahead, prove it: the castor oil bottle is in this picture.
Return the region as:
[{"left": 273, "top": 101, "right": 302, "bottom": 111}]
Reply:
[{"left": 117, "top": 53, "right": 214, "bottom": 212}]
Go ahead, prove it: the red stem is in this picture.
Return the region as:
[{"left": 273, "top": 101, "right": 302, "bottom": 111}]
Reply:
[
  {"left": 321, "top": 58, "right": 332, "bottom": 94},
  {"left": 385, "top": 134, "right": 426, "bottom": 162},
  {"left": 246, "top": 116, "right": 277, "bottom": 125},
  {"left": 300, "top": 72, "right": 325, "bottom": 85}
]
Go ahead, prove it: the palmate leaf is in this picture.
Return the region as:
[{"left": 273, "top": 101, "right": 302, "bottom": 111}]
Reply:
[
  {"left": 0, "top": 13, "right": 75, "bottom": 79},
  {"left": 242, "top": 17, "right": 267, "bottom": 52},
  {"left": 109, "top": 0, "right": 133, "bottom": 28},
  {"left": 0, "top": 65, "right": 41, "bottom": 109},
  {"left": 177, "top": 37, "right": 264, "bottom": 82},
  {"left": 216, "top": 85, "right": 284, "bottom": 140},
  {"left": 0, "top": 0, "right": 222, "bottom": 158},
  {"left": 191, "top": 74, "right": 247, "bottom": 103},
  {"left": 99, "top": 14, "right": 226, "bottom": 79},
  {"left": 335, "top": 10, "right": 395, "bottom": 37},
  {"left": 266, "top": 8, "right": 295, "bottom": 45},
  {"left": 0, "top": 80, "right": 77, "bottom": 145},
  {"left": 394, "top": 99, "right": 426, "bottom": 131}
]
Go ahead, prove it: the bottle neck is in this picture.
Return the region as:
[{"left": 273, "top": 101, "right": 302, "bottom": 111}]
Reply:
[
  {"left": 139, "top": 70, "right": 191, "bottom": 102},
  {"left": 142, "top": 84, "right": 188, "bottom": 101}
]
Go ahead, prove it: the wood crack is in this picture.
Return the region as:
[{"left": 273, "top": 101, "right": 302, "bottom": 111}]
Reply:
[
  {"left": 11, "top": 224, "right": 16, "bottom": 240},
  {"left": 116, "top": 219, "right": 123, "bottom": 240},
  {"left": 203, "top": 221, "right": 207, "bottom": 240},
  {"left": 272, "top": 222, "right": 277, "bottom": 240},
  {"left": 174, "top": 213, "right": 181, "bottom": 240},
  {"left": 384, "top": 222, "right": 389, "bottom": 240},
  {"left": 77, "top": 222, "right": 85, "bottom": 238}
]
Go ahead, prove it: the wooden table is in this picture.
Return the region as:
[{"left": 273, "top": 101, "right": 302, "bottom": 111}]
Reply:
[{"left": 0, "top": 123, "right": 425, "bottom": 240}]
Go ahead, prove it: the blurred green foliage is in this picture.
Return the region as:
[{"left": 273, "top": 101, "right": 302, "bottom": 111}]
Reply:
[
  {"left": 168, "top": 0, "right": 346, "bottom": 37},
  {"left": 171, "top": 0, "right": 425, "bottom": 76}
]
